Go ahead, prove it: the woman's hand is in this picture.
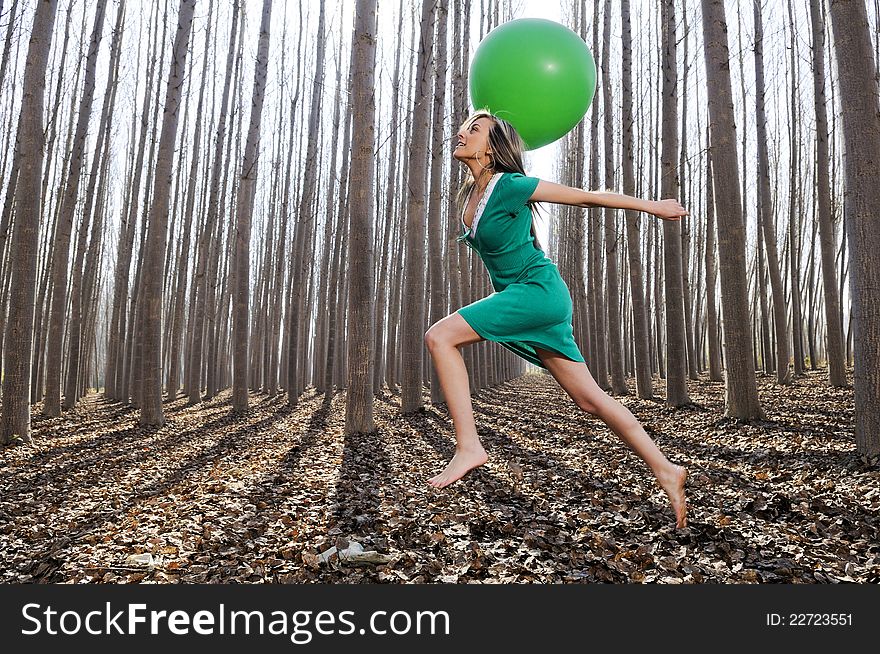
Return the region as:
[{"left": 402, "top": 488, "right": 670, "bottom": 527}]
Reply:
[{"left": 649, "top": 198, "right": 689, "bottom": 221}]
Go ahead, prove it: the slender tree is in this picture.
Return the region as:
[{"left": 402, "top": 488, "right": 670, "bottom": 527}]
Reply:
[
  {"left": 139, "top": 0, "right": 197, "bottom": 426},
  {"left": 809, "top": 0, "right": 846, "bottom": 386},
  {"left": 620, "top": 0, "right": 652, "bottom": 398},
  {"left": 701, "top": 0, "right": 763, "bottom": 418},
  {"left": 704, "top": 123, "right": 723, "bottom": 381},
  {"left": 602, "top": 0, "right": 626, "bottom": 395},
  {"left": 428, "top": 0, "right": 449, "bottom": 405},
  {"left": 827, "top": 0, "right": 880, "bottom": 460},
  {"left": 660, "top": 0, "right": 690, "bottom": 406},
  {"left": 42, "top": 0, "right": 108, "bottom": 416},
  {"left": 753, "top": 0, "right": 791, "bottom": 385},
  {"left": 401, "top": 0, "right": 435, "bottom": 412},
  {"left": 188, "top": 0, "right": 239, "bottom": 404},
  {"left": 346, "top": 0, "right": 379, "bottom": 433},
  {"left": 1, "top": 0, "right": 59, "bottom": 444},
  {"left": 287, "top": 0, "right": 327, "bottom": 405},
  {"left": 231, "top": 0, "right": 272, "bottom": 413}
]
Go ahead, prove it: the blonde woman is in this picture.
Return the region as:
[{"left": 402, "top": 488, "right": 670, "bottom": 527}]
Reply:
[{"left": 424, "top": 110, "right": 690, "bottom": 528}]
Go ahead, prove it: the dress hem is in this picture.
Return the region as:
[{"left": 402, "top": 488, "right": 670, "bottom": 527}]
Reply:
[{"left": 456, "top": 309, "right": 585, "bottom": 370}]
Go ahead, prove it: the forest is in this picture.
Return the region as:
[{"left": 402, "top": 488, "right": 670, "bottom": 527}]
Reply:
[{"left": 0, "top": 0, "right": 878, "bottom": 584}]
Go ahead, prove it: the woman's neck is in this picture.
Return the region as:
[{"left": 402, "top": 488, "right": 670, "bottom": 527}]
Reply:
[{"left": 469, "top": 167, "right": 495, "bottom": 192}]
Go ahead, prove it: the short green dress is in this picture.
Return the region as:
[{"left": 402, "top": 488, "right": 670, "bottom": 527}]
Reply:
[{"left": 455, "top": 171, "right": 586, "bottom": 370}]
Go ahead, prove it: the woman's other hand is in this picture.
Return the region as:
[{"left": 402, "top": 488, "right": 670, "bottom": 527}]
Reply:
[{"left": 650, "top": 199, "right": 689, "bottom": 221}]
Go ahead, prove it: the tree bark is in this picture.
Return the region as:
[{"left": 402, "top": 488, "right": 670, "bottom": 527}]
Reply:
[
  {"left": 753, "top": 0, "right": 791, "bottom": 385},
  {"left": 0, "top": 0, "right": 58, "bottom": 443},
  {"left": 601, "top": 0, "right": 626, "bottom": 395},
  {"left": 704, "top": 123, "right": 723, "bottom": 382},
  {"left": 42, "top": 0, "right": 108, "bottom": 416},
  {"left": 620, "top": 0, "right": 652, "bottom": 398},
  {"left": 828, "top": 0, "right": 880, "bottom": 461},
  {"left": 809, "top": 0, "right": 847, "bottom": 387},
  {"left": 700, "top": 0, "right": 763, "bottom": 419},
  {"left": 345, "top": 0, "right": 379, "bottom": 433},
  {"left": 138, "top": 0, "right": 197, "bottom": 426},
  {"left": 231, "top": 0, "right": 272, "bottom": 413},
  {"left": 428, "top": 0, "right": 449, "bottom": 406},
  {"left": 401, "top": 0, "right": 435, "bottom": 413},
  {"left": 660, "top": 0, "right": 690, "bottom": 406}
]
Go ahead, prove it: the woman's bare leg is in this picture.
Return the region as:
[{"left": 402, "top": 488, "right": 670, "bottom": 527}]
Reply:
[
  {"left": 534, "top": 347, "right": 688, "bottom": 528},
  {"left": 424, "top": 312, "right": 488, "bottom": 488}
]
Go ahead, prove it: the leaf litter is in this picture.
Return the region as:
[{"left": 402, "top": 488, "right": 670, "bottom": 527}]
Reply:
[{"left": 1, "top": 369, "right": 876, "bottom": 584}]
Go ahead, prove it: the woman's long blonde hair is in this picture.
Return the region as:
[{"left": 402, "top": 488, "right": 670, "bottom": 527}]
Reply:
[{"left": 455, "top": 109, "right": 545, "bottom": 252}]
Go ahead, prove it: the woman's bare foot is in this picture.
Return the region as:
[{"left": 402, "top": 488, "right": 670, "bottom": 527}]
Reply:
[
  {"left": 428, "top": 445, "right": 488, "bottom": 489},
  {"left": 657, "top": 464, "right": 688, "bottom": 528}
]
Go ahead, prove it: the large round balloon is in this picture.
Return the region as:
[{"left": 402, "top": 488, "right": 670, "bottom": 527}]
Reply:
[{"left": 470, "top": 18, "right": 597, "bottom": 150}]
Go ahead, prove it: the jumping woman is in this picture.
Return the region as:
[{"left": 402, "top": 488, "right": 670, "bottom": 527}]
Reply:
[{"left": 424, "top": 110, "right": 690, "bottom": 529}]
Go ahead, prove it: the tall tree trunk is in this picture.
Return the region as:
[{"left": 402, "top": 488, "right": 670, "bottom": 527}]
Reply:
[
  {"left": 138, "top": 0, "right": 196, "bottom": 426},
  {"left": 42, "top": 0, "right": 108, "bottom": 416},
  {"left": 679, "top": 8, "right": 698, "bottom": 382},
  {"left": 168, "top": 0, "right": 214, "bottom": 399},
  {"left": 401, "top": 0, "right": 434, "bottom": 412},
  {"left": 346, "top": 0, "right": 379, "bottom": 433},
  {"left": 287, "top": 0, "right": 327, "bottom": 405},
  {"left": 660, "top": 0, "right": 690, "bottom": 406},
  {"left": 828, "top": 0, "right": 880, "bottom": 461},
  {"left": 601, "top": 0, "right": 626, "bottom": 395},
  {"left": 786, "top": 0, "right": 805, "bottom": 377},
  {"left": 620, "top": 0, "right": 652, "bottom": 398},
  {"left": 63, "top": 0, "right": 123, "bottom": 409},
  {"left": 809, "top": 0, "right": 847, "bottom": 387},
  {"left": 428, "top": 0, "right": 449, "bottom": 405},
  {"left": 700, "top": 0, "right": 763, "bottom": 419},
  {"left": 588, "top": 0, "right": 608, "bottom": 390},
  {"left": 753, "top": 0, "right": 791, "bottom": 385},
  {"left": 704, "top": 123, "right": 723, "bottom": 382},
  {"left": 231, "top": 0, "right": 272, "bottom": 413},
  {"left": 373, "top": 0, "right": 406, "bottom": 394},
  {"left": 0, "top": 0, "right": 58, "bottom": 444},
  {"left": 188, "top": 0, "right": 239, "bottom": 404}
]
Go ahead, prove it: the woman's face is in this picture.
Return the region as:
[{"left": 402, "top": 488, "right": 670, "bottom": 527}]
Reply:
[{"left": 453, "top": 117, "right": 493, "bottom": 163}]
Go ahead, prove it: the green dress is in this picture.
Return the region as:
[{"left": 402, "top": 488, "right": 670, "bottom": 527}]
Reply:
[{"left": 455, "top": 171, "right": 586, "bottom": 370}]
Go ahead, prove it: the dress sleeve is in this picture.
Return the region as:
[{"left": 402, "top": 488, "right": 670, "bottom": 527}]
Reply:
[{"left": 502, "top": 172, "right": 540, "bottom": 214}]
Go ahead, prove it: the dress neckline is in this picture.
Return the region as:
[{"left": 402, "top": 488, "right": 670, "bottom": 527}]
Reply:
[{"left": 460, "top": 172, "right": 503, "bottom": 239}]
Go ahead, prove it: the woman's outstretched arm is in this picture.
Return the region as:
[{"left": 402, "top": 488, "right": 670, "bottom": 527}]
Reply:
[{"left": 528, "top": 179, "right": 688, "bottom": 221}]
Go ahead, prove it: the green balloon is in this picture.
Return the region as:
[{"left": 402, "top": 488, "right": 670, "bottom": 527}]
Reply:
[{"left": 470, "top": 18, "right": 597, "bottom": 150}]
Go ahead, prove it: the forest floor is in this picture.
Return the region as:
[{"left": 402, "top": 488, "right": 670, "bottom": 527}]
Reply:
[{"left": 1, "top": 368, "right": 877, "bottom": 584}]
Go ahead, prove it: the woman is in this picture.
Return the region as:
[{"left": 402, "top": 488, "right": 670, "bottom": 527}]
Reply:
[{"left": 424, "top": 109, "right": 690, "bottom": 529}]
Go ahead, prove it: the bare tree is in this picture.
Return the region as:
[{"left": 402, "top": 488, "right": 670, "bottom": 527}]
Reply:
[
  {"left": 601, "top": 0, "right": 626, "bottom": 395},
  {"left": 287, "top": 0, "right": 327, "bottom": 405},
  {"left": 42, "top": 0, "right": 108, "bottom": 416},
  {"left": 620, "top": 0, "right": 652, "bottom": 398},
  {"left": 827, "top": 0, "right": 880, "bottom": 461},
  {"left": 700, "top": 0, "right": 763, "bottom": 419},
  {"left": 402, "top": 0, "right": 435, "bottom": 412},
  {"left": 1, "top": 0, "right": 58, "bottom": 444},
  {"left": 188, "top": 0, "right": 239, "bottom": 404},
  {"left": 345, "top": 0, "right": 379, "bottom": 433},
  {"left": 428, "top": 0, "right": 449, "bottom": 405},
  {"left": 63, "top": 0, "right": 124, "bottom": 409},
  {"left": 808, "top": 0, "right": 846, "bottom": 387},
  {"left": 753, "top": 0, "right": 791, "bottom": 385},
  {"left": 231, "top": 0, "right": 273, "bottom": 413},
  {"left": 139, "top": 0, "right": 197, "bottom": 426},
  {"left": 704, "top": 123, "right": 723, "bottom": 381},
  {"left": 660, "top": 0, "right": 690, "bottom": 406}
]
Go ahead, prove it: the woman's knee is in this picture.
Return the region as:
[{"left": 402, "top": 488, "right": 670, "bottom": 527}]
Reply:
[
  {"left": 424, "top": 324, "right": 449, "bottom": 352},
  {"left": 575, "top": 392, "right": 604, "bottom": 415}
]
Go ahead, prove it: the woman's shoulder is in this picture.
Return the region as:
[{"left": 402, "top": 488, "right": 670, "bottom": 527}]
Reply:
[{"left": 498, "top": 171, "right": 540, "bottom": 212}]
